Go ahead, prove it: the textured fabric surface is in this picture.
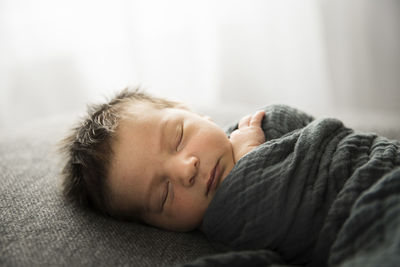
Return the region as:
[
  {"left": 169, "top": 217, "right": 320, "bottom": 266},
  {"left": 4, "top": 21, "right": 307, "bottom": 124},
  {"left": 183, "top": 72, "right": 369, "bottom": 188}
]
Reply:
[
  {"left": 193, "top": 105, "right": 400, "bottom": 266},
  {"left": 0, "top": 116, "right": 216, "bottom": 267}
]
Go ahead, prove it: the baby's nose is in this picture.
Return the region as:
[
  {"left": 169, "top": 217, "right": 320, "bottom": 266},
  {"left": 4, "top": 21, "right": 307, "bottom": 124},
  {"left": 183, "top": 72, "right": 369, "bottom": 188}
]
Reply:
[{"left": 173, "top": 155, "right": 199, "bottom": 186}]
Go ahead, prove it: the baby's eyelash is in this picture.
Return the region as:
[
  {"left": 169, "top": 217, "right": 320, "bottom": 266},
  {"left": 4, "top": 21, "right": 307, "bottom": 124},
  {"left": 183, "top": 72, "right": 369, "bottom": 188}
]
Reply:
[
  {"left": 162, "top": 181, "right": 169, "bottom": 208},
  {"left": 176, "top": 124, "right": 184, "bottom": 150}
]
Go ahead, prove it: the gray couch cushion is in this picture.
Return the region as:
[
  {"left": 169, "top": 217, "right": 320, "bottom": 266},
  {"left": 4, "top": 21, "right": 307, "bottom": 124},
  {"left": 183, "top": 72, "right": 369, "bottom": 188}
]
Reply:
[{"left": 0, "top": 115, "right": 216, "bottom": 267}]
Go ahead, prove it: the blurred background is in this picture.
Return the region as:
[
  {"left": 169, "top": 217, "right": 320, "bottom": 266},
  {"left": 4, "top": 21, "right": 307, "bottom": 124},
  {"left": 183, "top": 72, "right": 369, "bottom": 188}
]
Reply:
[{"left": 0, "top": 0, "right": 399, "bottom": 132}]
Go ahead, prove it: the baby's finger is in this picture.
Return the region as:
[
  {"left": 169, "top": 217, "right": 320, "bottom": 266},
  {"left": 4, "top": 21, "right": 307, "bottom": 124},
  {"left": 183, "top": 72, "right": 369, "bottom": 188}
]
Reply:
[
  {"left": 249, "top": 110, "right": 265, "bottom": 127},
  {"left": 238, "top": 114, "right": 251, "bottom": 128}
]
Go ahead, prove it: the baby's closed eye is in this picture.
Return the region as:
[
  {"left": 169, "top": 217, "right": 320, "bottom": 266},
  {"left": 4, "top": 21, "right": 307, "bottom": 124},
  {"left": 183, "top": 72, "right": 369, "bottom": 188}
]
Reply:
[
  {"left": 176, "top": 124, "right": 184, "bottom": 151},
  {"left": 161, "top": 180, "right": 171, "bottom": 211}
]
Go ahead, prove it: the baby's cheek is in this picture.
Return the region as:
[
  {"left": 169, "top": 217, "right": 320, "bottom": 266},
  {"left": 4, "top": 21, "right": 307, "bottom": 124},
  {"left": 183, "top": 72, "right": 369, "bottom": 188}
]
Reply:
[{"left": 176, "top": 194, "right": 206, "bottom": 221}]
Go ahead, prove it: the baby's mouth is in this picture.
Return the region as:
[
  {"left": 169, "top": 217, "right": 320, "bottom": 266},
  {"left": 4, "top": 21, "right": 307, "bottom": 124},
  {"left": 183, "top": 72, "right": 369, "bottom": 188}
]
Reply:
[{"left": 206, "top": 159, "right": 220, "bottom": 196}]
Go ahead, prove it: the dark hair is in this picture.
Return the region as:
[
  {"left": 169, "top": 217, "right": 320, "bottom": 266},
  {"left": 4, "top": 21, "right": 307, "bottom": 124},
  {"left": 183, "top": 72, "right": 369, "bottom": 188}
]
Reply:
[{"left": 59, "top": 87, "right": 181, "bottom": 217}]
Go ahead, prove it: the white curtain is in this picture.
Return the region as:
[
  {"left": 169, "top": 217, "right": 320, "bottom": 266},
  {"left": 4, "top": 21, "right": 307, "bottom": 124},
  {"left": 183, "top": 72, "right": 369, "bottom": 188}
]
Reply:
[
  {"left": 321, "top": 0, "right": 400, "bottom": 112},
  {"left": 1, "top": 0, "right": 399, "bottom": 129}
]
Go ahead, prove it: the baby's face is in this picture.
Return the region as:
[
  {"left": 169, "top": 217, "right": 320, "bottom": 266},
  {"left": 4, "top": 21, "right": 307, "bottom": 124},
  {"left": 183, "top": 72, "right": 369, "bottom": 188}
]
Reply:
[{"left": 107, "top": 102, "right": 235, "bottom": 231}]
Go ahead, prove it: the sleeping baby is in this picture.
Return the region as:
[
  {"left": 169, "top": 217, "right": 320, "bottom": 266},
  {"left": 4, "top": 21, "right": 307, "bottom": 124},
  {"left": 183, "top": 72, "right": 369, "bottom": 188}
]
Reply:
[{"left": 60, "top": 88, "right": 400, "bottom": 267}]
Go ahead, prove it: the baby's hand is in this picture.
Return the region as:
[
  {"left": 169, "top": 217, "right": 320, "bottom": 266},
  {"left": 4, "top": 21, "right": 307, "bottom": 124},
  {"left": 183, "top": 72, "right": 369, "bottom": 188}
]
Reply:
[{"left": 230, "top": 110, "right": 266, "bottom": 163}]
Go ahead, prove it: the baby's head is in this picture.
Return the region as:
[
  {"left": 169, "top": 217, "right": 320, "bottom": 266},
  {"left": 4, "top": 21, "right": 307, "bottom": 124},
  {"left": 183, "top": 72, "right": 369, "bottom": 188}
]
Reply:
[{"left": 60, "top": 88, "right": 235, "bottom": 231}]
